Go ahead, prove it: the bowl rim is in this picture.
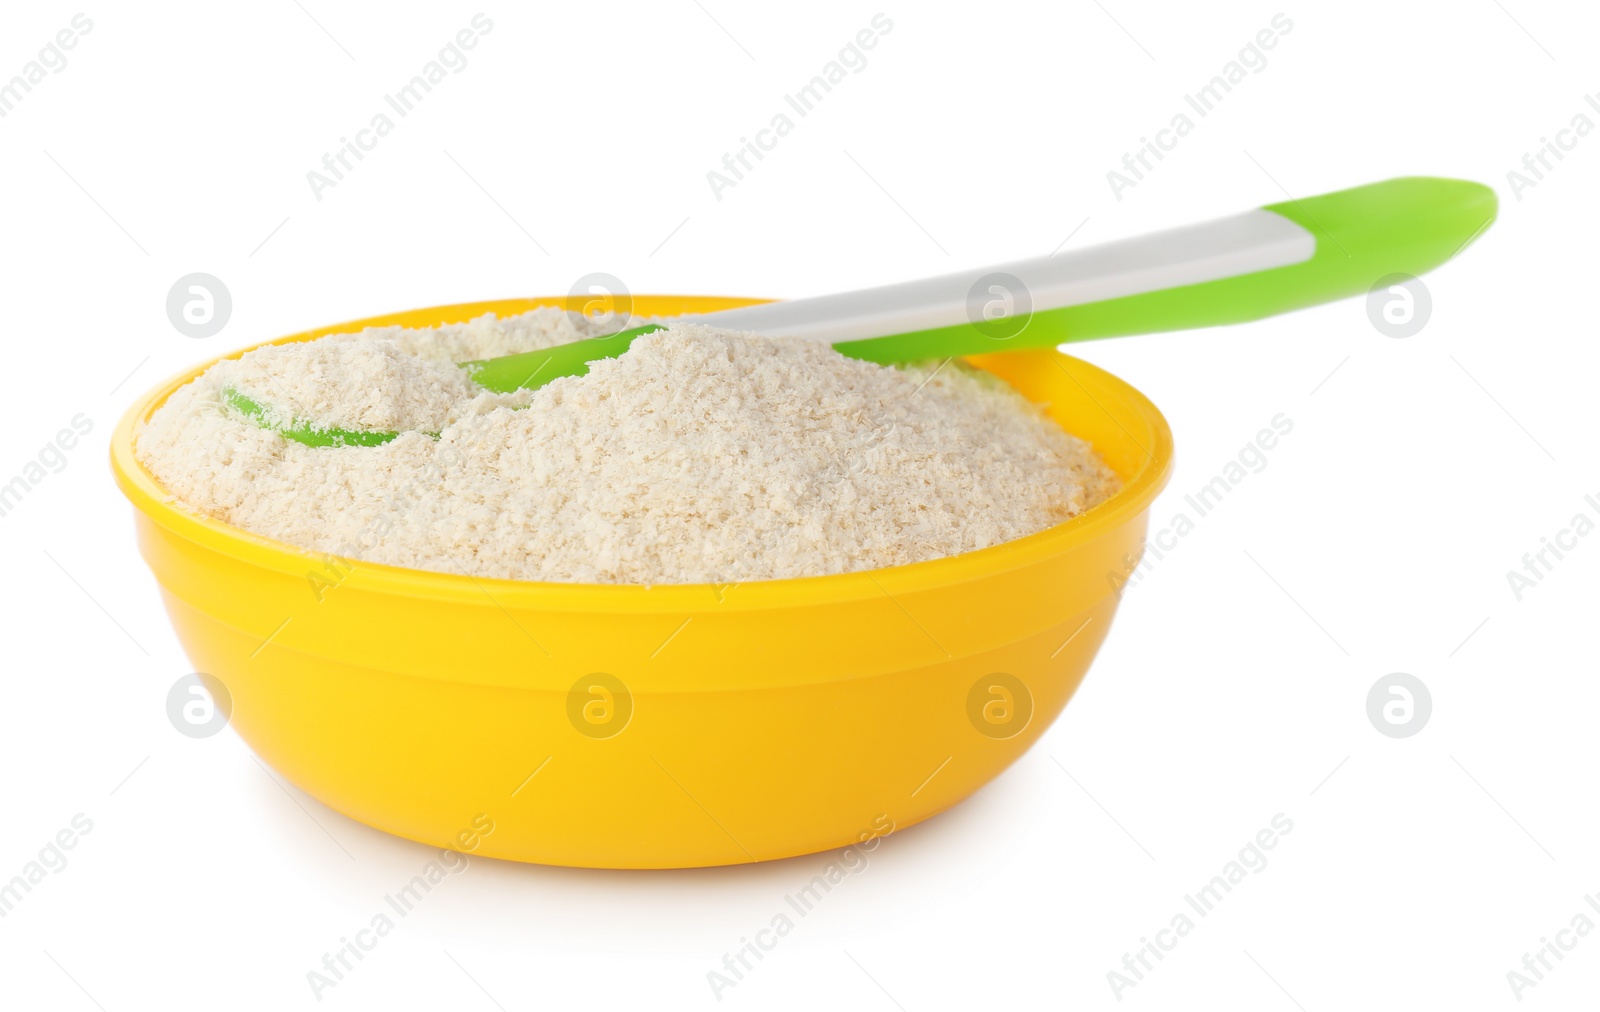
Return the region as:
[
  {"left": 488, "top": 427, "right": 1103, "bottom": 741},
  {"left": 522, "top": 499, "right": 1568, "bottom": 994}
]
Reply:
[{"left": 111, "top": 296, "right": 1174, "bottom": 614}]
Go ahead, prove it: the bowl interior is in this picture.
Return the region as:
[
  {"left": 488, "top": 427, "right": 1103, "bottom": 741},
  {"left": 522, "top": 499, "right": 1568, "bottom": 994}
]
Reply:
[{"left": 111, "top": 295, "right": 1173, "bottom": 611}]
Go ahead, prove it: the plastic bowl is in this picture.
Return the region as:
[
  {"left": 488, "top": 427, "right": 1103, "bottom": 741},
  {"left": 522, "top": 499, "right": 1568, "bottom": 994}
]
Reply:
[{"left": 111, "top": 295, "right": 1173, "bottom": 869}]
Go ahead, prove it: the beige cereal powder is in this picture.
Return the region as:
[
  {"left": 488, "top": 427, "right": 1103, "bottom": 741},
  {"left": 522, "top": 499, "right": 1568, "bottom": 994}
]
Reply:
[{"left": 135, "top": 308, "right": 1120, "bottom": 584}]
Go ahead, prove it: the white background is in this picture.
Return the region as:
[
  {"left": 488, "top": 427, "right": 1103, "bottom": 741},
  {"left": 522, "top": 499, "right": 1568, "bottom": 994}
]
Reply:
[{"left": 1, "top": 1, "right": 1596, "bottom": 1009}]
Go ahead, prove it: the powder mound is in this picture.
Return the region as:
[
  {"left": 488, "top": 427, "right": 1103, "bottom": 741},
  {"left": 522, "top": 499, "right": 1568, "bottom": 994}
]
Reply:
[
  {"left": 211, "top": 307, "right": 643, "bottom": 434},
  {"left": 345, "top": 306, "right": 645, "bottom": 364},
  {"left": 136, "top": 310, "right": 1121, "bottom": 584},
  {"left": 214, "top": 339, "right": 487, "bottom": 434}
]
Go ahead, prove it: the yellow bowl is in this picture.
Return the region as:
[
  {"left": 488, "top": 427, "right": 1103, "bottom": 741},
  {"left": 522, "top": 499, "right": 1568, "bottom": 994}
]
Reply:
[{"left": 111, "top": 295, "right": 1173, "bottom": 869}]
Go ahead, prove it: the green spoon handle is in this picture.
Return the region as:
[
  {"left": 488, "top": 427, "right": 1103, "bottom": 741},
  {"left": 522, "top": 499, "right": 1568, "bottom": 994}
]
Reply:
[
  {"left": 469, "top": 176, "right": 1495, "bottom": 393},
  {"left": 835, "top": 175, "right": 1496, "bottom": 363}
]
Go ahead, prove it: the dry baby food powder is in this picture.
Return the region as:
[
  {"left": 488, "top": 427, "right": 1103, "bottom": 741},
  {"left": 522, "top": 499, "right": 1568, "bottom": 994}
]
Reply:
[{"left": 135, "top": 309, "right": 1120, "bottom": 584}]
